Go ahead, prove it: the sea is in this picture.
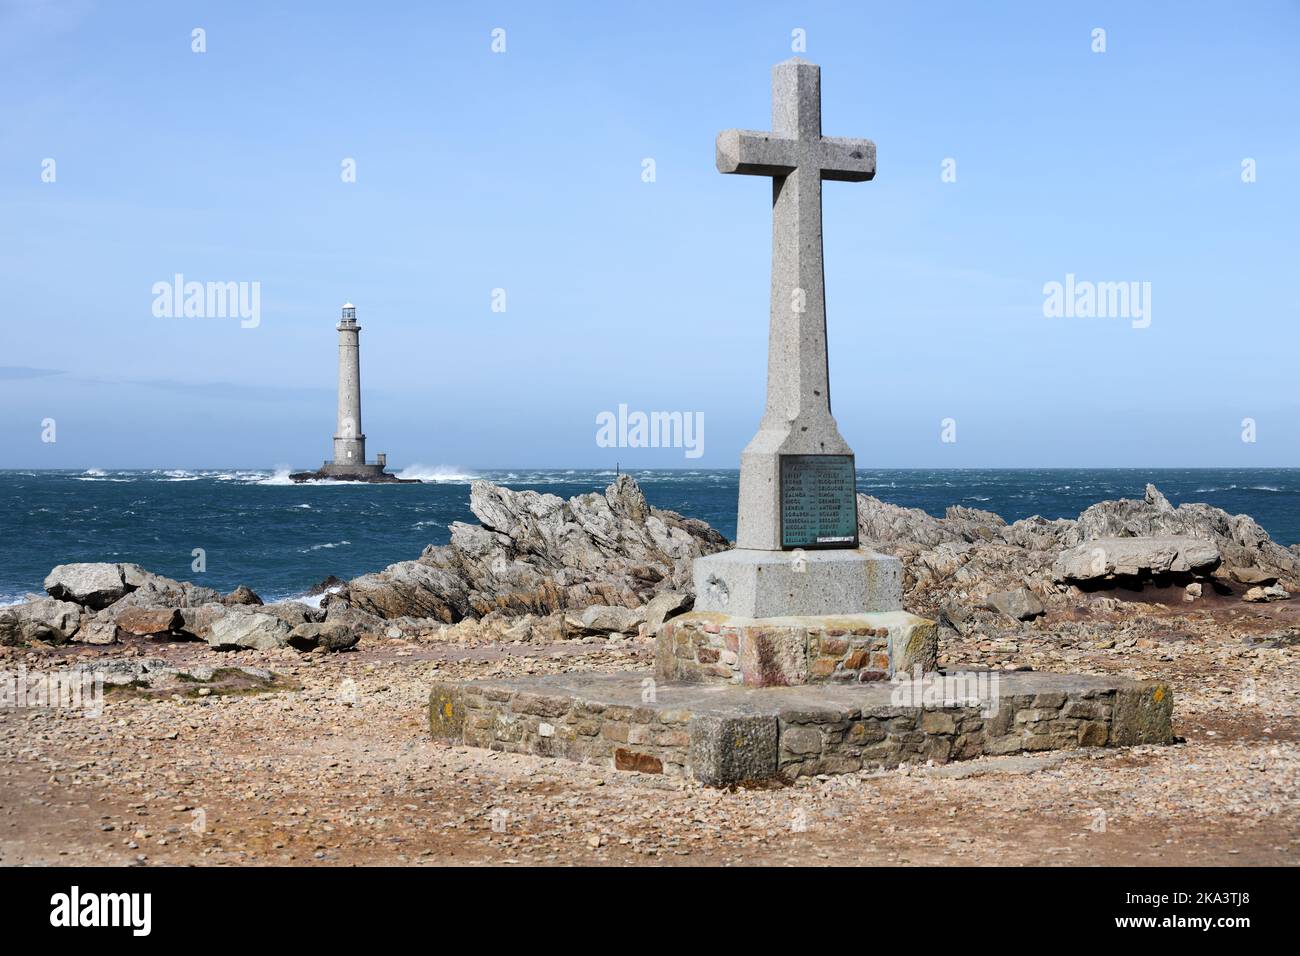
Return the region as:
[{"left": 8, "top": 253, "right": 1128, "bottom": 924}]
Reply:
[{"left": 1, "top": 467, "right": 1297, "bottom": 606}]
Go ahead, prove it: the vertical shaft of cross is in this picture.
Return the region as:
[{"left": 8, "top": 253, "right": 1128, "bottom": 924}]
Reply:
[{"left": 764, "top": 59, "right": 831, "bottom": 429}]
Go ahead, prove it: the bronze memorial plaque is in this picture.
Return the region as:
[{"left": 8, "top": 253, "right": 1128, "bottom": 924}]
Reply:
[{"left": 779, "top": 454, "right": 859, "bottom": 550}]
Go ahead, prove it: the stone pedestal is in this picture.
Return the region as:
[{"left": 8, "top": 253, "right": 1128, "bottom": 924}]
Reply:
[
  {"left": 655, "top": 610, "right": 936, "bottom": 687},
  {"left": 693, "top": 548, "right": 902, "bottom": 618}
]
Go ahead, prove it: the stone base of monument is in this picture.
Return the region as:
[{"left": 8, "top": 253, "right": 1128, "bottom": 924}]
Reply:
[
  {"left": 692, "top": 548, "right": 902, "bottom": 618},
  {"left": 673, "top": 547, "right": 929, "bottom": 688},
  {"left": 654, "top": 610, "right": 936, "bottom": 687},
  {"left": 428, "top": 671, "right": 1175, "bottom": 787}
]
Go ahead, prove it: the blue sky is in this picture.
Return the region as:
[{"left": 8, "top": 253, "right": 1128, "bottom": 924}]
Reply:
[{"left": 2, "top": 0, "right": 1297, "bottom": 469}]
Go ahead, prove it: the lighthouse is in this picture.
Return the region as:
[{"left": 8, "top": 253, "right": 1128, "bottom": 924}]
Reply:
[
  {"left": 332, "top": 302, "right": 366, "bottom": 467},
  {"left": 293, "top": 302, "right": 412, "bottom": 482}
]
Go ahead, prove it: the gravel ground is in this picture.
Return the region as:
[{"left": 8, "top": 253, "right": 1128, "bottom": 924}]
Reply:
[{"left": 1, "top": 598, "right": 1297, "bottom": 867}]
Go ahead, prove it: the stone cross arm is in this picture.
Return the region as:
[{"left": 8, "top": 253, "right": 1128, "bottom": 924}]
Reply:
[{"left": 716, "top": 129, "right": 875, "bottom": 182}]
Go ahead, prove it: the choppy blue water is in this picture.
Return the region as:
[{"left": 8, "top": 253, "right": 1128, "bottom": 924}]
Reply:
[{"left": 1, "top": 468, "right": 1296, "bottom": 604}]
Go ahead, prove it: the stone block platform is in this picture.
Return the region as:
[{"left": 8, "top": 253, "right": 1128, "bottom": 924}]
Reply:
[
  {"left": 655, "top": 610, "right": 937, "bottom": 686},
  {"left": 428, "top": 671, "right": 1174, "bottom": 787}
]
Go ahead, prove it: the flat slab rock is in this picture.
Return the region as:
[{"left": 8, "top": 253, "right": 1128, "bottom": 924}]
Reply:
[
  {"left": 430, "top": 670, "right": 1175, "bottom": 787},
  {"left": 1052, "top": 536, "right": 1220, "bottom": 584}
]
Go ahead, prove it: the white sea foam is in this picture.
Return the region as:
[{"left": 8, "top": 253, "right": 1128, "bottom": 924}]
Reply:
[
  {"left": 291, "top": 477, "right": 372, "bottom": 486},
  {"left": 75, "top": 468, "right": 133, "bottom": 482},
  {"left": 301, "top": 540, "right": 350, "bottom": 552},
  {"left": 257, "top": 468, "right": 295, "bottom": 486},
  {"left": 208, "top": 469, "right": 275, "bottom": 483},
  {"left": 285, "top": 585, "right": 343, "bottom": 609},
  {"left": 395, "top": 464, "right": 477, "bottom": 483}
]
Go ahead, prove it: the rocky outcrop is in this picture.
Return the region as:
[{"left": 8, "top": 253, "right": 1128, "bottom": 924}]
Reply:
[
  {"left": 858, "top": 483, "right": 1297, "bottom": 614},
  {"left": 334, "top": 476, "right": 728, "bottom": 622},
  {"left": 346, "top": 563, "right": 469, "bottom": 622},
  {"left": 1075, "top": 484, "right": 1295, "bottom": 575},
  {"left": 57, "top": 657, "right": 286, "bottom": 698},
  {"left": 43, "top": 562, "right": 259, "bottom": 615},
  {"left": 854, "top": 497, "right": 1069, "bottom": 612},
  {"left": 7, "top": 562, "right": 296, "bottom": 650},
  {"left": 13, "top": 480, "right": 1292, "bottom": 654}
]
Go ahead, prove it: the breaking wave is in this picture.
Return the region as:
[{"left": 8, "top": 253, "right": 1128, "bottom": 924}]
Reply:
[{"left": 395, "top": 464, "right": 477, "bottom": 483}]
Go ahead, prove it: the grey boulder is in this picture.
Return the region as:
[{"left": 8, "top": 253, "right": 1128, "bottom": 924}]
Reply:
[
  {"left": 323, "top": 604, "right": 387, "bottom": 635},
  {"left": 205, "top": 610, "right": 293, "bottom": 651},
  {"left": 45, "top": 562, "right": 223, "bottom": 613},
  {"left": 223, "top": 584, "right": 264, "bottom": 606},
  {"left": 1227, "top": 566, "right": 1278, "bottom": 587},
  {"left": 0, "top": 598, "right": 82, "bottom": 645},
  {"left": 1243, "top": 584, "right": 1290, "bottom": 603},
  {"left": 259, "top": 602, "right": 324, "bottom": 627},
  {"left": 77, "top": 613, "right": 120, "bottom": 645},
  {"left": 114, "top": 606, "right": 183, "bottom": 637},
  {"left": 288, "top": 622, "right": 359, "bottom": 652},
  {"left": 643, "top": 591, "right": 693, "bottom": 634},
  {"left": 565, "top": 604, "right": 645, "bottom": 635},
  {"left": 1052, "top": 536, "right": 1220, "bottom": 584},
  {"left": 177, "top": 603, "right": 231, "bottom": 641},
  {"left": 984, "top": 588, "right": 1046, "bottom": 622},
  {"left": 44, "top": 563, "right": 134, "bottom": 610},
  {"left": 109, "top": 581, "right": 221, "bottom": 611}
]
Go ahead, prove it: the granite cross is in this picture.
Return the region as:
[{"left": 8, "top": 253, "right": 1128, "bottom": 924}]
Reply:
[{"left": 717, "top": 58, "right": 876, "bottom": 551}]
